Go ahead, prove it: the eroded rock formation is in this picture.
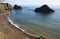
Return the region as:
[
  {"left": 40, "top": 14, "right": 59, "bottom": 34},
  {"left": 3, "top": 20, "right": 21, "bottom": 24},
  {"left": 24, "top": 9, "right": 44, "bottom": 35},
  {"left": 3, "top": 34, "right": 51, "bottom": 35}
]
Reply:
[{"left": 0, "top": 3, "right": 12, "bottom": 11}]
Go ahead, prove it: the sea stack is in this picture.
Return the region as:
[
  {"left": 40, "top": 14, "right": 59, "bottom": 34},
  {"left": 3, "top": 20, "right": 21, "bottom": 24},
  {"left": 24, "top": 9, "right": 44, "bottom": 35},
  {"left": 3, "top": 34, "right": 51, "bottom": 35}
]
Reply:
[
  {"left": 13, "top": 5, "right": 22, "bottom": 10},
  {"left": 34, "top": 5, "right": 54, "bottom": 13}
]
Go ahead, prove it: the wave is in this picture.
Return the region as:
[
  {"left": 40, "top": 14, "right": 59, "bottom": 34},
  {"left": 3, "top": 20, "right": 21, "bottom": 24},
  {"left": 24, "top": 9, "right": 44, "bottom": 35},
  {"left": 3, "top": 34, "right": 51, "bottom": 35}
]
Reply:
[{"left": 7, "top": 14, "right": 39, "bottom": 38}]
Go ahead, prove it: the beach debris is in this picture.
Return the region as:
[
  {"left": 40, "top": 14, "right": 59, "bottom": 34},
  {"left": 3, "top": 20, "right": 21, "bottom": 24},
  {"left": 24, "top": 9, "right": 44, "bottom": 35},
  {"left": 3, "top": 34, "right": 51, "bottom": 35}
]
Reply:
[{"left": 34, "top": 4, "right": 54, "bottom": 13}]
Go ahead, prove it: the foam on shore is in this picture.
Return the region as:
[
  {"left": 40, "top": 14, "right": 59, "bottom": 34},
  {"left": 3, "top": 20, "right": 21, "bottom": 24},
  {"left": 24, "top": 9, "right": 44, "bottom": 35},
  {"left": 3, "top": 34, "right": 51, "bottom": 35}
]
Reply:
[{"left": 7, "top": 14, "right": 40, "bottom": 38}]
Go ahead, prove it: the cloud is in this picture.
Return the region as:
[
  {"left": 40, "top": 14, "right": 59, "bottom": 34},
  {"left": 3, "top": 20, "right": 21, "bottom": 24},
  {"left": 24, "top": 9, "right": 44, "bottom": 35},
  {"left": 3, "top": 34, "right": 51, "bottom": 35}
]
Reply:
[{"left": 3, "top": 0, "right": 60, "bottom": 6}]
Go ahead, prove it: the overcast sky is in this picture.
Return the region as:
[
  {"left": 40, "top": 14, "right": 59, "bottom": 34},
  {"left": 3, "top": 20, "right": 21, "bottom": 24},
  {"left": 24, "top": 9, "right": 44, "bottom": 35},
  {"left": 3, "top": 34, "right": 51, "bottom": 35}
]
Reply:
[{"left": 3, "top": 0, "right": 60, "bottom": 6}]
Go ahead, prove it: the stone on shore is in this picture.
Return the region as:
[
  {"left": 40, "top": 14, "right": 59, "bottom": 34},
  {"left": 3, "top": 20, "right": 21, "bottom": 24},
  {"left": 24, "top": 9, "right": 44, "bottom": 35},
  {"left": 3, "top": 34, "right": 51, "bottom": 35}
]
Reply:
[
  {"left": 13, "top": 5, "right": 22, "bottom": 10},
  {"left": 34, "top": 5, "right": 54, "bottom": 13}
]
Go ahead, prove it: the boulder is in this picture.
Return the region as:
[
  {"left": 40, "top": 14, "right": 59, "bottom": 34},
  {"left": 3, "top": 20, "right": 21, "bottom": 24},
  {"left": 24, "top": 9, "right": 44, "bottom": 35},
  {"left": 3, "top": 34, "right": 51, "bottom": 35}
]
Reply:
[
  {"left": 13, "top": 5, "right": 22, "bottom": 10},
  {"left": 34, "top": 5, "right": 54, "bottom": 13}
]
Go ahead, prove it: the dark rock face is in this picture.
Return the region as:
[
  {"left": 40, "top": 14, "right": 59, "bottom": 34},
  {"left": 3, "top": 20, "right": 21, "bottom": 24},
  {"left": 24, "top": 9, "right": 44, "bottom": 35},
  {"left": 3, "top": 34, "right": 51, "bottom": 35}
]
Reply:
[
  {"left": 13, "top": 5, "right": 22, "bottom": 10},
  {"left": 34, "top": 5, "right": 54, "bottom": 13}
]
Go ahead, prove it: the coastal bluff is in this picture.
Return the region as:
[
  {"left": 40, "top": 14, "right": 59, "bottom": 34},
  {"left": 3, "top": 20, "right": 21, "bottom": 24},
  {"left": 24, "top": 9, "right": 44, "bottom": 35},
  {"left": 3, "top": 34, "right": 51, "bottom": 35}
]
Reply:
[{"left": 0, "top": 3, "right": 12, "bottom": 12}]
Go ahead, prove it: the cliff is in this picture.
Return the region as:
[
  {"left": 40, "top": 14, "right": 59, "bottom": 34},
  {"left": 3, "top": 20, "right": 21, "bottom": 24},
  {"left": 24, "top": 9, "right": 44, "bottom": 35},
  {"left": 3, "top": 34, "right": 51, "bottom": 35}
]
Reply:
[{"left": 0, "top": 3, "right": 12, "bottom": 12}]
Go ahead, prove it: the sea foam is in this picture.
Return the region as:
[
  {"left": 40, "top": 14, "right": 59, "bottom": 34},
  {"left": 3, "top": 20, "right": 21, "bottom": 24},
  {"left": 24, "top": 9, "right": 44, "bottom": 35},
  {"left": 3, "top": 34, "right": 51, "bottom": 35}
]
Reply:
[{"left": 7, "top": 14, "right": 39, "bottom": 38}]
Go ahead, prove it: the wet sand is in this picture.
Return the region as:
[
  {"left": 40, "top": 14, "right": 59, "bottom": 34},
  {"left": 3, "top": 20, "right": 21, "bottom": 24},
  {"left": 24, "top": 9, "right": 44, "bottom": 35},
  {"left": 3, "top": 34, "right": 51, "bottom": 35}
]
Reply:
[{"left": 0, "top": 10, "right": 39, "bottom": 39}]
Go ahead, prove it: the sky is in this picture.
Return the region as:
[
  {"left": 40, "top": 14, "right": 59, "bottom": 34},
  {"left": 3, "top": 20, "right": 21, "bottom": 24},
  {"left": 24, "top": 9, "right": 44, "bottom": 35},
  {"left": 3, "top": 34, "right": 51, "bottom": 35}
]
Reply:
[{"left": 3, "top": 0, "right": 60, "bottom": 6}]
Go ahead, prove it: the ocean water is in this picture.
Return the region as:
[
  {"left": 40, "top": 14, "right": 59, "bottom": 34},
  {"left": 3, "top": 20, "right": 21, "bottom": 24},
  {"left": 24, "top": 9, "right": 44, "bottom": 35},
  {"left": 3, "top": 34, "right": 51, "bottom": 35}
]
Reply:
[{"left": 9, "top": 7, "right": 60, "bottom": 39}]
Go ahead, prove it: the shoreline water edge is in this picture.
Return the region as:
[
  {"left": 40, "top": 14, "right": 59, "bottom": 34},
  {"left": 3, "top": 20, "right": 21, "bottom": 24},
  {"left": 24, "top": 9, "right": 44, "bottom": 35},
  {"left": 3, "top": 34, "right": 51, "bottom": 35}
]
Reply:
[{"left": 7, "top": 14, "right": 42, "bottom": 38}]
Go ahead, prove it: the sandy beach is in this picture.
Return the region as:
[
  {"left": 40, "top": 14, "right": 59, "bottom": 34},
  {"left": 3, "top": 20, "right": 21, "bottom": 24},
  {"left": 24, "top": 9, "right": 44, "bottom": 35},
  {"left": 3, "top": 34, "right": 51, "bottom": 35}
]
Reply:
[{"left": 0, "top": 10, "right": 38, "bottom": 39}]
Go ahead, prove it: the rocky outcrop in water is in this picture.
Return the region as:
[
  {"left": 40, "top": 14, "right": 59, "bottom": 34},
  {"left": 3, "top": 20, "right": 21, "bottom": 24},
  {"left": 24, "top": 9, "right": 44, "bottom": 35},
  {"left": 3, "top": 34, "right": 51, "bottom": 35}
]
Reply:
[
  {"left": 13, "top": 5, "right": 22, "bottom": 10},
  {"left": 0, "top": 3, "right": 12, "bottom": 11},
  {"left": 34, "top": 5, "right": 54, "bottom": 13}
]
